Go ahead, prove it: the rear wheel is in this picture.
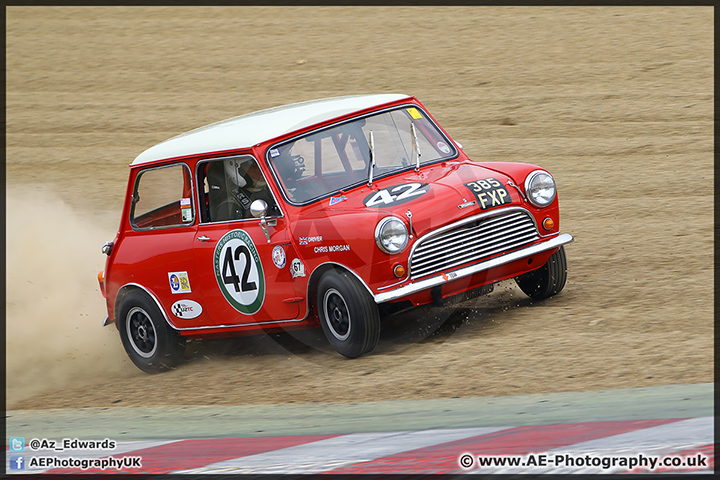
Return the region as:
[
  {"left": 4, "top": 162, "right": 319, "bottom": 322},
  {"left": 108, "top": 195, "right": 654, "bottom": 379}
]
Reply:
[
  {"left": 317, "top": 270, "right": 380, "bottom": 358},
  {"left": 515, "top": 246, "right": 568, "bottom": 300},
  {"left": 118, "top": 291, "right": 186, "bottom": 373}
]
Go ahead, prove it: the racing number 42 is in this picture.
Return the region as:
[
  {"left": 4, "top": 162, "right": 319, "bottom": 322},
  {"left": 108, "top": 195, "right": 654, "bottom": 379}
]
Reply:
[
  {"left": 363, "top": 182, "right": 430, "bottom": 208},
  {"left": 213, "top": 229, "right": 265, "bottom": 314},
  {"left": 222, "top": 245, "right": 257, "bottom": 293}
]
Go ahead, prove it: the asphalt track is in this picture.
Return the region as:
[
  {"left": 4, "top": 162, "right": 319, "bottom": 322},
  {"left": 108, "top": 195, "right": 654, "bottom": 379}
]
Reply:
[{"left": 6, "top": 382, "right": 713, "bottom": 474}]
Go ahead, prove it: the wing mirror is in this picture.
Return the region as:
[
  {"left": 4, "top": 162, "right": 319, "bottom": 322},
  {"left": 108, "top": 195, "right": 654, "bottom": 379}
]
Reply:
[
  {"left": 250, "top": 199, "right": 271, "bottom": 242},
  {"left": 250, "top": 199, "right": 268, "bottom": 219}
]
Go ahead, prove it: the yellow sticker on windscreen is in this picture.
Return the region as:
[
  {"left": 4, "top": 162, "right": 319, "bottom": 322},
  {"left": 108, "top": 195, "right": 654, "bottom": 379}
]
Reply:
[{"left": 407, "top": 107, "right": 422, "bottom": 119}]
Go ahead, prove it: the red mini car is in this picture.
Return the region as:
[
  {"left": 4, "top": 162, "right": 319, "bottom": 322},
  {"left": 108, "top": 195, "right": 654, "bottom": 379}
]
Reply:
[{"left": 99, "top": 94, "right": 573, "bottom": 372}]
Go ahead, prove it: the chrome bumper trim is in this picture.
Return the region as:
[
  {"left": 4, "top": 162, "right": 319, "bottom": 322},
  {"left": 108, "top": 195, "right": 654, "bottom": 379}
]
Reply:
[{"left": 374, "top": 233, "right": 574, "bottom": 304}]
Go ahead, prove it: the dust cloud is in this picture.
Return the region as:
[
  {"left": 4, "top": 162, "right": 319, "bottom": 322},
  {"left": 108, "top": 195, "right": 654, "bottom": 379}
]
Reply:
[{"left": 6, "top": 185, "right": 135, "bottom": 407}]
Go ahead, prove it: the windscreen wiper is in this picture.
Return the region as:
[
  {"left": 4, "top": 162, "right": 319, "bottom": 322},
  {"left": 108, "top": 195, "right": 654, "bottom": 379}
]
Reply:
[
  {"left": 367, "top": 130, "right": 376, "bottom": 186},
  {"left": 411, "top": 122, "right": 421, "bottom": 172}
]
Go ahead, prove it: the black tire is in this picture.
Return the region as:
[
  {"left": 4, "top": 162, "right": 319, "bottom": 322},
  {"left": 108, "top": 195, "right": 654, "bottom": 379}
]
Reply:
[
  {"left": 317, "top": 269, "right": 380, "bottom": 358},
  {"left": 117, "top": 290, "right": 186, "bottom": 373},
  {"left": 515, "top": 246, "right": 568, "bottom": 300}
]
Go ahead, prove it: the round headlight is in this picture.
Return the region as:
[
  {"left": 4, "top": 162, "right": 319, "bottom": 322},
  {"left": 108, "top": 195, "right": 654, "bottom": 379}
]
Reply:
[
  {"left": 524, "top": 170, "right": 556, "bottom": 207},
  {"left": 375, "top": 217, "right": 409, "bottom": 254}
]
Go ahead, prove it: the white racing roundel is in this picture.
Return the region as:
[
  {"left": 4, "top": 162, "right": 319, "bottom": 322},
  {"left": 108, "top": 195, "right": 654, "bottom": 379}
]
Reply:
[{"left": 213, "top": 230, "right": 265, "bottom": 315}]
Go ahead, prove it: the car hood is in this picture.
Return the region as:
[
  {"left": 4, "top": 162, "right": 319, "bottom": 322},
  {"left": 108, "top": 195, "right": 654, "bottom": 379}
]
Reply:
[{"left": 323, "top": 161, "right": 522, "bottom": 237}]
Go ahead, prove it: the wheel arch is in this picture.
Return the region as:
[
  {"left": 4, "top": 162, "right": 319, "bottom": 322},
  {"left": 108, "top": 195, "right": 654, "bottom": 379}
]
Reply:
[
  {"left": 305, "top": 262, "right": 377, "bottom": 319},
  {"left": 115, "top": 283, "right": 180, "bottom": 331}
]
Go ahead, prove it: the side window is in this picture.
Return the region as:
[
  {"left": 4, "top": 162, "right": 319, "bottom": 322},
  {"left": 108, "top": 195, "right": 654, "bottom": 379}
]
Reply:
[
  {"left": 198, "top": 156, "right": 280, "bottom": 223},
  {"left": 131, "top": 164, "right": 194, "bottom": 229}
]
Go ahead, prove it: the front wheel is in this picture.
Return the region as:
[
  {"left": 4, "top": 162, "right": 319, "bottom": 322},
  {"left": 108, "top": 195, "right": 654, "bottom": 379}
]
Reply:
[
  {"left": 317, "top": 270, "right": 380, "bottom": 358},
  {"left": 515, "top": 246, "right": 568, "bottom": 300},
  {"left": 117, "top": 291, "right": 186, "bottom": 373}
]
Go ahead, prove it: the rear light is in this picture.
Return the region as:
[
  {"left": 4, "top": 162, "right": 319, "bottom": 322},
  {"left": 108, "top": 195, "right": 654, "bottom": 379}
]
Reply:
[{"left": 98, "top": 270, "right": 106, "bottom": 298}]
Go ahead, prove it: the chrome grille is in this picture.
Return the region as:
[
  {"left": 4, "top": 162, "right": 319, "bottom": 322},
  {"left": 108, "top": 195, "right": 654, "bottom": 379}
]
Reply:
[{"left": 409, "top": 208, "right": 539, "bottom": 279}]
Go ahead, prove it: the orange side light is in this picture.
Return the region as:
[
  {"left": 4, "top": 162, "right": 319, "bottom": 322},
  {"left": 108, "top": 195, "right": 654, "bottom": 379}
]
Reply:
[
  {"left": 98, "top": 271, "right": 106, "bottom": 298},
  {"left": 542, "top": 217, "right": 555, "bottom": 231},
  {"left": 393, "top": 264, "right": 406, "bottom": 278}
]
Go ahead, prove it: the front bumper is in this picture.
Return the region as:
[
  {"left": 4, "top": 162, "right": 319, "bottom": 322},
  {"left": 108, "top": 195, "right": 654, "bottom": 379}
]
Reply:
[{"left": 374, "top": 233, "right": 573, "bottom": 303}]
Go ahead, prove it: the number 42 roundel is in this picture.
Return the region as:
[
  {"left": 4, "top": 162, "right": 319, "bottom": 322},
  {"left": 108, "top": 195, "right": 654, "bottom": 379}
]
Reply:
[{"left": 213, "top": 230, "right": 265, "bottom": 315}]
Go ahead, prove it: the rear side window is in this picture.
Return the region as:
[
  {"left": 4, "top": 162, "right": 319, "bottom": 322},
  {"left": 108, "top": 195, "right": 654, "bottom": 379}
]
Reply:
[{"left": 131, "top": 164, "right": 194, "bottom": 229}]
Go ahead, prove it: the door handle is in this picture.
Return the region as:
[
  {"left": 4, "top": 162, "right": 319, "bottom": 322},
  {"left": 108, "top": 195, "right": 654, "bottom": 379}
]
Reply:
[{"left": 197, "top": 235, "right": 210, "bottom": 242}]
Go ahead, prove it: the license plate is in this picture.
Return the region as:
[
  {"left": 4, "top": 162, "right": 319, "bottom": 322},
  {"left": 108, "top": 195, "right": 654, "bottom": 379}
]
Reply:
[{"left": 464, "top": 177, "right": 511, "bottom": 210}]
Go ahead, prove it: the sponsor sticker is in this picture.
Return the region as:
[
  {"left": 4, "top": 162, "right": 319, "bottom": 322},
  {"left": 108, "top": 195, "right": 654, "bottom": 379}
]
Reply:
[
  {"left": 180, "top": 198, "right": 193, "bottom": 222},
  {"left": 272, "top": 245, "right": 286, "bottom": 268},
  {"left": 441, "top": 272, "right": 458, "bottom": 282},
  {"left": 290, "top": 258, "right": 306, "bottom": 278},
  {"left": 464, "top": 177, "right": 512, "bottom": 210},
  {"left": 269, "top": 148, "right": 280, "bottom": 158},
  {"left": 299, "top": 235, "right": 322, "bottom": 245},
  {"left": 171, "top": 300, "right": 203, "bottom": 319},
  {"left": 329, "top": 195, "right": 347, "bottom": 206},
  {"left": 168, "top": 271, "right": 192, "bottom": 294},
  {"left": 407, "top": 107, "right": 423, "bottom": 119},
  {"left": 213, "top": 230, "right": 265, "bottom": 315},
  {"left": 437, "top": 141, "right": 451, "bottom": 154},
  {"left": 364, "top": 183, "right": 430, "bottom": 208}
]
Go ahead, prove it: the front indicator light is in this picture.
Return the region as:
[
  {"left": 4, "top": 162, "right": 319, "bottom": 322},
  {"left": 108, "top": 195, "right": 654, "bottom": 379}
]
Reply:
[
  {"left": 98, "top": 271, "right": 106, "bottom": 298},
  {"left": 393, "top": 264, "right": 406, "bottom": 278},
  {"left": 542, "top": 217, "right": 555, "bottom": 230}
]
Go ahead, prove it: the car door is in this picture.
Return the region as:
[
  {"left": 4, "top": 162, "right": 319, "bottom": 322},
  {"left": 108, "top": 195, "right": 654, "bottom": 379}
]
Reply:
[
  {"left": 124, "top": 162, "right": 208, "bottom": 330},
  {"left": 192, "top": 155, "right": 299, "bottom": 326}
]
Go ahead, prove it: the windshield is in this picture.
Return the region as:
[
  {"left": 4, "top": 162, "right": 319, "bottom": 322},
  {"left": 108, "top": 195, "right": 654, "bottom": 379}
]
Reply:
[{"left": 267, "top": 106, "right": 457, "bottom": 204}]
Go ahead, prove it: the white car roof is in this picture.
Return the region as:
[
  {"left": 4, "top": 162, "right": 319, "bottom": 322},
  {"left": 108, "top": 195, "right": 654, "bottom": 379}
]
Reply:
[{"left": 131, "top": 93, "right": 411, "bottom": 165}]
